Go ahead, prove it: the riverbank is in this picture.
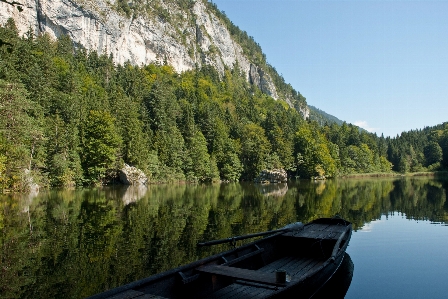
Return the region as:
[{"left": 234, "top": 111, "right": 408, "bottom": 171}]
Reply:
[{"left": 338, "top": 171, "right": 448, "bottom": 179}]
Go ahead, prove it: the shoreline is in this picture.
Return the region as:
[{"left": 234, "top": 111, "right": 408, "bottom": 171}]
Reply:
[{"left": 337, "top": 171, "right": 448, "bottom": 179}]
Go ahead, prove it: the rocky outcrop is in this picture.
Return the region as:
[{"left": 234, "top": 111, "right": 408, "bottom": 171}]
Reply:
[
  {"left": 249, "top": 64, "right": 278, "bottom": 100},
  {"left": 254, "top": 169, "right": 287, "bottom": 184},
  {"left": 119, "top": 163, "right": 148, "bottom": 185}
]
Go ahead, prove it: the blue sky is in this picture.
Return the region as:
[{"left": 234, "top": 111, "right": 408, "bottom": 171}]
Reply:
[{"left": 211, "top": 0, "right": 448, "bottom": 137}]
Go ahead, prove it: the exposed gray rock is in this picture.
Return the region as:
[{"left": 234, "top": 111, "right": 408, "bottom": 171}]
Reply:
[
  {"left": 249, "top": 64, "right": 260, "bottom": 87},
  {"left": 249, "top": 64, "right": 278, "bottom": 100},
  {"left": 119, "top": 163, "right": 148, "bottom": 185},
  {"left": 254, "top": 169, "right": 287, "bottom": 184},
  {"left": 299, "top": 105, "right": 310, "bottom": 119}
]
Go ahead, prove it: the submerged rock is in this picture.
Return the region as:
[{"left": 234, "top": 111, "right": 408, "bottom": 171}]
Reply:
[
  {"left": 254, "top": 169, "right": 287, "bottom": 184},
  {"left": 119, "top": 163, "right": 148, "bottom": 185}
]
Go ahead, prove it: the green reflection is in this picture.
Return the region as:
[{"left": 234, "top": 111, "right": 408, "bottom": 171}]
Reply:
[{"left": 0, "top": 177, "right": 447, "bottom": 298}]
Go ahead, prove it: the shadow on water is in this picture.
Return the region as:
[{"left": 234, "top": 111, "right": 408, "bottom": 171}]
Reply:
[{"left": 311, "top": 253, "right": 354, "bottom": 299}]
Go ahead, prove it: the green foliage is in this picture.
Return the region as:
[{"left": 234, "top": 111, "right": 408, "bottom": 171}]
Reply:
[
  {"left": 295, "top": 123, "right": 336, "bottom": 178},
  {"left": 82, "top": 110, "right": 122, "bottom": 184},
  {"left": 0, "top": 79, "right": 42, "bottom": 190},
  {"left": 240, "top": 123, "right": 271, "bottom": 179},
  {"left": 6, "top": 23, "right": 443, "bottom": 189},
  {"left": 424, "top": 141, "right": 443, "bottom": 167}
]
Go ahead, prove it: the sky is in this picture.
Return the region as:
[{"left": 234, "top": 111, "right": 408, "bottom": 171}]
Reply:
[{"left": 211, "top": 0, "right": 448, "bottom": 137}]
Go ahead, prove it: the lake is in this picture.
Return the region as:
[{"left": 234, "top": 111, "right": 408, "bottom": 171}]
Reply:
[{"left": 1, "top": 176, "right": 447, "bottom": 298}]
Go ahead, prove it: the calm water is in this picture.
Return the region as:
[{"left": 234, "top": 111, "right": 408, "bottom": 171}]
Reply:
[{"left": 1, "top": 177, "right": 447, "bottom": 298}]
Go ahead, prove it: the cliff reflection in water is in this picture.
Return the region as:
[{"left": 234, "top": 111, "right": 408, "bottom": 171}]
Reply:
[{"left": 0, "top": 177, "right": 447, "bottom": 298}]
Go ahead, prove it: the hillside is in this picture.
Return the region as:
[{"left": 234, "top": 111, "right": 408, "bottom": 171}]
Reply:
[
  {"left": 1, "top": 0, "right": 447, "bottom": 192},
  {"left": 0, "top": 0, "right": 309, "bottom": 117},
  {"left": 308, "top": 105, "right": 344, "bottom": 126}
]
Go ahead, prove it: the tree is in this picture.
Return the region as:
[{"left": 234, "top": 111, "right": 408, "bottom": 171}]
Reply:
[
  {"left": 424, "top": 141, "right": 443, "bottom": 167},
  {"left": 82, "top": 110, "right": 122, "bottom": 184},
  {"left": 0, "top": 80, "right": 40, "bottom": 190},
  {"left": 184, "top": 130, "right": 218, "bottom": 182},
  {"left": 45, "top": 114, "right": 83, "bottom": 186},
  {"left": 240, "top": 123, "right": 271, "bottom": 180},
  {"left": 294, "top": 123, "right": 336, "bottom": 178}
]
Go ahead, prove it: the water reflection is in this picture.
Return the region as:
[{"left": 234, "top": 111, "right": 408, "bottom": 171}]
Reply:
[
  {"left": 0, "top": 177, "right": 447, "bottom": 298},
  {"left": 313, "top": 253, "right": 354, "bottom": 299},
  {"left": 256, "top": 182, "right": 288, "bottom": 197}
]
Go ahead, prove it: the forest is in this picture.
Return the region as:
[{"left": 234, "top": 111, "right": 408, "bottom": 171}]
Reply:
[{"left": 1, "top": 19, "right": 448, "bottom": 191}]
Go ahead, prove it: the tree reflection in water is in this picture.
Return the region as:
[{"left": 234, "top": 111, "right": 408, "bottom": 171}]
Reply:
[{"left": 0, "top": 177, "right": 446, "bottom": 298}]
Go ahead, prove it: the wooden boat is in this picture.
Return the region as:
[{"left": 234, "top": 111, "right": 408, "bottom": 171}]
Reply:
[{"left": 88, "top": 217, "right": 352, "bottom": 299}]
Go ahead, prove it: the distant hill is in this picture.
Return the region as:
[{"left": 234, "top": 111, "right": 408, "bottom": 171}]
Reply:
[{"left": 308, "top": 105, "right": 344, "bottom": 126}]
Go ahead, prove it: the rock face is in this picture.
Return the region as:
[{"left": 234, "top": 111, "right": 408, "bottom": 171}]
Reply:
[
  {"left": 119, "top": 163, "right": 148, "bottom": 185},
  {"left": 254, "top": 169, "right": 287, "bottom": 184},
  {"left": 0, "top": 1, "right": 252, "bottom": 86},
  {"left": 249, "top": 64, "right": 278, "bottom": 99}
]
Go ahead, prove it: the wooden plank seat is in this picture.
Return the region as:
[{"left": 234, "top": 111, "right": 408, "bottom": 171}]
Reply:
[
  {"left": 197, "top": 256, "right": 326, "bottom": 298},
  {"left": 197, "top": 265, "right": 287, "bottom": 287}
]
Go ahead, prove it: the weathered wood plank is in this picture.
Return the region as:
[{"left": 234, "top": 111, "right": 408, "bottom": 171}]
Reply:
[
  {"left": 228, "top": 285, "right": 269, "bottom": 299},
  {"left": 106, "top": 290, "right": 146, "bottom": 299},
  {"left": 208, "top": 284, "right": 251, "bottom": 299},
  {"left": 281, "top": 257, "right": 314, "bottom": 275},
  {"left": 197, "top": 265, "right": 286, "bottom": 287},
  {"left": 258, "top": 256, "right": 295, "bottom": 273},
  {"left": 291, "top": 259, "right": 323, "bottom": 277},
  {"left": 209, "top": 282, "right": 277, "bottom": 299}
]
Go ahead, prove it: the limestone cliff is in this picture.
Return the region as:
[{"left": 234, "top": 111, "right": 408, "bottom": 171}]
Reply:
[{"left": 0, "top": 0, "right": 309, "bottom": 116}]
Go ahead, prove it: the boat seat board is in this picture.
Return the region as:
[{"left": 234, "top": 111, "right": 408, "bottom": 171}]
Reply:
[
  {"left": 106, "top": 290, "right": 169, "bottom": 299},
  {"left": 201, "top": 256, "right": 324, "bottom": 298},
  {"left": 197, "top": 265, "right": 286, "bottom": 287}
]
